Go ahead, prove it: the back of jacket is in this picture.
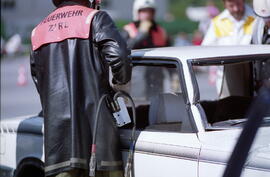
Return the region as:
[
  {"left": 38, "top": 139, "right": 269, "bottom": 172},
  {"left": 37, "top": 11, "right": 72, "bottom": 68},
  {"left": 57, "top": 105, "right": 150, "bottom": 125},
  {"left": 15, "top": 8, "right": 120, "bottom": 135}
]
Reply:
[{"left": 30, "top": 2, "right": 131, "bottom": 176}]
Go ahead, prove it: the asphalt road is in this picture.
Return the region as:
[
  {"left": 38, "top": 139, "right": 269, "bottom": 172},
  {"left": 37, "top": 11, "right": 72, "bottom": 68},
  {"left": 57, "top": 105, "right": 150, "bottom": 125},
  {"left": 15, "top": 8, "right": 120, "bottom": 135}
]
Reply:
[{"left": 1, "top": 55, "right": 42, "bottom": 119}]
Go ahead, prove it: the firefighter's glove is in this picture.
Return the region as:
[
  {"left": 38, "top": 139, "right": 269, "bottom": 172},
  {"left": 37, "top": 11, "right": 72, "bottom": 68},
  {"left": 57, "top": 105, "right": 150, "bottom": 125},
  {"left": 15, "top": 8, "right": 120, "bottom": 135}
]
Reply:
[{"left": 139, "top": 20, "right": 152, "bottom": 33}]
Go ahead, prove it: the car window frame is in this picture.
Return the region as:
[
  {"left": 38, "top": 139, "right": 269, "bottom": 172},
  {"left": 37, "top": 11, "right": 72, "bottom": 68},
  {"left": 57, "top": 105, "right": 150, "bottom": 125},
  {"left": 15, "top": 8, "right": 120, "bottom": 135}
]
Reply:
[
  {"left": 187, "top": 54, "right": 270, "bottom": 130},
  {"left": 130, "top": 56, "right": 198, "bottom": 133}
]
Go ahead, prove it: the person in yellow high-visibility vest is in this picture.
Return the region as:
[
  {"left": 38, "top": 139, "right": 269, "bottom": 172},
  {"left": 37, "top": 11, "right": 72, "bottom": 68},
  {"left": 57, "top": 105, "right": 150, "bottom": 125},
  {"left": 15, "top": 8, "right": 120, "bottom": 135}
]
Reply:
[
  {"left": 202, "top": 0, "right": 255, "bottom": 45},
  {"left": 202, "top": 0, "right": 256, "bottom": 98}
]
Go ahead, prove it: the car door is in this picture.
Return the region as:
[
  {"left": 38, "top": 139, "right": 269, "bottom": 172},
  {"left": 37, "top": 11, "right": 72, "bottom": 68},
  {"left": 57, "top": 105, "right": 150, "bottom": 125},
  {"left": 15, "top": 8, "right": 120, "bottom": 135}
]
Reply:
[{"left": 118, "top": 58, "right": 201, "bottom": 177}]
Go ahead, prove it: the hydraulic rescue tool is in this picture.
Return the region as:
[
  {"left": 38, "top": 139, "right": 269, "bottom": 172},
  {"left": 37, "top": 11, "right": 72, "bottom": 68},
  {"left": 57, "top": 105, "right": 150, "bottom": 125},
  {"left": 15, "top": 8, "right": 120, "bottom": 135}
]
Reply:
[{"left": 89, "top": 90, "right": 136, "bottom": 177}]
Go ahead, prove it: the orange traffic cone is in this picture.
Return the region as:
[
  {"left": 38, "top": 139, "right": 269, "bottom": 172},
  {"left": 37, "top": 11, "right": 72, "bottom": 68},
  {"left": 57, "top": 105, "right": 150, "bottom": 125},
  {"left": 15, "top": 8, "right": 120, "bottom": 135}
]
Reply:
[
  {"left": 17, "top": 65, "right": 27, "bottom": 86},
  {"left": 208, "top": 66, "right": 217, "bottom": 85}
]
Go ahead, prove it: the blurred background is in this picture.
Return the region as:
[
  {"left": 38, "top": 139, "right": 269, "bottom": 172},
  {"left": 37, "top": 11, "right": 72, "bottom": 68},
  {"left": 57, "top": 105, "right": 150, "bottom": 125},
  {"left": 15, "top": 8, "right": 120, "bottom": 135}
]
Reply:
[{"left": 0, "top": 0, "right": 252, "bottom": 119}]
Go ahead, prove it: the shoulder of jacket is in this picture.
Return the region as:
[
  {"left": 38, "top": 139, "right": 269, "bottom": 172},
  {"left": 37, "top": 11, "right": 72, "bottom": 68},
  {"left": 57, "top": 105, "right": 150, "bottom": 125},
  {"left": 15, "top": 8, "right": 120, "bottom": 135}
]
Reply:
[
  {"left": 254, "top": 17, "right": 266, "bottom": 30},
  {"left": 156, "top": 24, "right": 165, "bottom": 30},
  {"left": 213, "top": 9, "right": 230, "bottom": 21},
  {"left": 156, "top": 25, "right": 167, "bottom": 34},
  {"left": 244, "top": 4, "right": 255, "bottom": 17},
  {"left": 92, "top": 10, "right": 115, "bottom": 22}
]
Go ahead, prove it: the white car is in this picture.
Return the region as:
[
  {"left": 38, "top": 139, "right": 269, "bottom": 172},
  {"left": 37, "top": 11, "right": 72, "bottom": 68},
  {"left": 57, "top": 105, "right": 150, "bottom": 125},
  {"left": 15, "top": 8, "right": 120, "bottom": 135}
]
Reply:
[{"left": 1, "top": 45, "right": 270, "bottom": 177}]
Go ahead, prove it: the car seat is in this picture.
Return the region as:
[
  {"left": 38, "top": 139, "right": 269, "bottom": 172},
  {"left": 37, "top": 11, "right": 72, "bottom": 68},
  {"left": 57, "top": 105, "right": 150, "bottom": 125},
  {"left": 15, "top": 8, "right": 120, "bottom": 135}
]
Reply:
[{"left": 147, "top": 93, "right": 193, "bottom": 132}]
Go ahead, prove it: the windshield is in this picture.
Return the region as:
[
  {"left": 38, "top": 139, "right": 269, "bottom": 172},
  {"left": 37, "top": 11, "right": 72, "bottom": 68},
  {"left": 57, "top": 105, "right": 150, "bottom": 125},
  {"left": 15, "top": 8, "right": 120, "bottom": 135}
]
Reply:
[{"left": 192, "top": 58, "right": 270, "bottom": 128}]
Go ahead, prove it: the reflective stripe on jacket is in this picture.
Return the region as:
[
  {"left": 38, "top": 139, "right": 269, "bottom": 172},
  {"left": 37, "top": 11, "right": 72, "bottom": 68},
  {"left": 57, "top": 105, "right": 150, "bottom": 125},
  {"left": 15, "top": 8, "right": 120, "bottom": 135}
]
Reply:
[{"left": 32, "top": 6, "right": 98, "bottom": 51}]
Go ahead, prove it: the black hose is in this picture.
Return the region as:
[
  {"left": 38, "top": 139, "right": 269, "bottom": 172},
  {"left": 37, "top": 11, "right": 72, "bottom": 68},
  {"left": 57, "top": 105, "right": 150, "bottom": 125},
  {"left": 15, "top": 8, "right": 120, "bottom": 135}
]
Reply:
[
  {"left": 92, "top": 94, "right": 108, "bottom": 145},
  {"left": 89, "top": 94, "right": 108, "bottom": 177},
  {"left": 113, "top": 91, "right": 137, "bottom": 177},
  {"left": 89, "top": 91, "right": 137, "bottom": 177}
]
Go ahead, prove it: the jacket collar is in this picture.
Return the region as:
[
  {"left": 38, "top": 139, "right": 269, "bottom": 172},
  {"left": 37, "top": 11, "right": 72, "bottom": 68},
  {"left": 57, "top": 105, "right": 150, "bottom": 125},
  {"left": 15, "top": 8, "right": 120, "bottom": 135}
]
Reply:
[{"left": 57, "top": 1, "right": 90, "bottom": 8}]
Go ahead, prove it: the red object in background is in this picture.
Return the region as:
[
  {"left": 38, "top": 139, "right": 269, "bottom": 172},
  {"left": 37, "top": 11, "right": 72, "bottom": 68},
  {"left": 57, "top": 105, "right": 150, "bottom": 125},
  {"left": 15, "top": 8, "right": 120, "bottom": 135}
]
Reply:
[
  {"left": 192, "top": 38, "right": 203, "bottom": 45},
  {"left": 208, "top": 66, "right": 217, "bottom": 85},
  {"left": 192, "top": 30, "right": 203, "bottom": 45}
]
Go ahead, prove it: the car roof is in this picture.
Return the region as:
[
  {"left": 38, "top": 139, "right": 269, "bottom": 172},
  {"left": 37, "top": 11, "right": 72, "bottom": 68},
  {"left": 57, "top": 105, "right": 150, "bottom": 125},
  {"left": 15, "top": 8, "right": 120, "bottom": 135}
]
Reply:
[{"left": 131, "top": 45, "right": 270, "bottom": 62}]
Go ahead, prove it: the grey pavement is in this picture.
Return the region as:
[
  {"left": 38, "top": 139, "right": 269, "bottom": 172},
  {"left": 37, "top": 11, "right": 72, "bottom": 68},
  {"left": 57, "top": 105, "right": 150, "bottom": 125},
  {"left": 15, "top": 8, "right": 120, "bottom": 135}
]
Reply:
[{"left": 1, "top": 55, "right": 41, "bottom": 119}]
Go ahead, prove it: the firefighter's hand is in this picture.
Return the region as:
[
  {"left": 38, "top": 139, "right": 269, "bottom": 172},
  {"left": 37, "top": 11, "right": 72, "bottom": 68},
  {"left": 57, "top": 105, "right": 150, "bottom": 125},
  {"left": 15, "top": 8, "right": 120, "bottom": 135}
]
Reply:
[
  {"left": 112, "top": 82, "right": 130, "bottom": 93},
  {"left": 139, "top": 20, "right": 152, "bottom": 33}
]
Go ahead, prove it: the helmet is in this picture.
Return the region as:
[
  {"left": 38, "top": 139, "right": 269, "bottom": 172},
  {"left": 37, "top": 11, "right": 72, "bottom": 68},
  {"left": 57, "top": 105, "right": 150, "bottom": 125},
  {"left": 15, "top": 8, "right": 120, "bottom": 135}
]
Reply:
[
  {"left": 253, "top": 0, "right": 270, "bottom": 18},
  {"left": 89, "top": 0, "right": 101, "bottom": 9},
  {"left": 52, "top": 0, "right": 62, "bottom": 6},
  {"left": 133, "top": 0, "right": 156, "bottom": 21}
]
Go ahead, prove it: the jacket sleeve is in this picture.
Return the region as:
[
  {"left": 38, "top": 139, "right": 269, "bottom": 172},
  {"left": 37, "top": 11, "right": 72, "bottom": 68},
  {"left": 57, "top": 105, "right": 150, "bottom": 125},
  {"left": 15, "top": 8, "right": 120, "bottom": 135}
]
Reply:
[
  {"left": 30, "top": 51, "right": 40, "bottom": 93},
  {"left": 92, "top": 11, "right": 132, "bottom": 85}
]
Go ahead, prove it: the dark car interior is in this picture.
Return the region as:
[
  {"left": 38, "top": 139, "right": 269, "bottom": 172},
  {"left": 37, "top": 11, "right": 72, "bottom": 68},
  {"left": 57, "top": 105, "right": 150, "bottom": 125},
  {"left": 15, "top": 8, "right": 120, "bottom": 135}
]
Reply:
[
  {"left": 200, "top": 96, "right": 253, "bottom": 124},
  {"left": 194, "top": 58, "right": 270, "bottom": 127}
]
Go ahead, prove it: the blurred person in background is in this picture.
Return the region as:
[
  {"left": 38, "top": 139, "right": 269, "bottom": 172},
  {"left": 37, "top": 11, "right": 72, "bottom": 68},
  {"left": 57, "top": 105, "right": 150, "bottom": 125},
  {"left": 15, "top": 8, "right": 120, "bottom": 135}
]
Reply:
[
  {"left": 192, "top": 30, "right": 204, "bottom": 45},
  {"left": 121, "top": 0, "right": 170, "bottom": 99},
  {"left": 202, "top": 0, "right": 255, "bottom": 45},
  {"left": 174, "top": 32, "right": 192, "bottom": 46},
  {"left": 252, "top": 0, "right": 270, "bottom": 44},
  {"left": 122, "top": 0, "right": 169, "bottom": 49},
  {"left": 202, "top": 0, "right": 256, "bottom": 98},
  {"left": 4, "top": 34, "right": 22, "bottom": 56}
]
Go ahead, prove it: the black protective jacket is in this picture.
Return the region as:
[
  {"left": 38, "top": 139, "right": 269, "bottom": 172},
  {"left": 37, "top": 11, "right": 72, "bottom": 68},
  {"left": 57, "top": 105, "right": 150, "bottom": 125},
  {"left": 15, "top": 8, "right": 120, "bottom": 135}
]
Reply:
[{"left": 30, "top": 2, "right": 131, "bottom": 176}]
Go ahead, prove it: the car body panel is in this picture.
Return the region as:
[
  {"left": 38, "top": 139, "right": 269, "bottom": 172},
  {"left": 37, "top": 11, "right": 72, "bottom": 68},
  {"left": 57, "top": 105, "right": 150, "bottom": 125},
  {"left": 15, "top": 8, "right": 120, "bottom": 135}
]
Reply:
[
  {"left": 198, "top": 127, "right": 270, "bottom": 177},
  {"left": 120, "top": 130, "right": 201, "bottom": 177},
  {"left": 1, "top": 46, "right": 270, "bottom": 177},
  {"left": 0, "top": 115, "right": 44, "bottom": 176},
  {"left": 131, "top": 45, "right": 270, "bottom": 61}
]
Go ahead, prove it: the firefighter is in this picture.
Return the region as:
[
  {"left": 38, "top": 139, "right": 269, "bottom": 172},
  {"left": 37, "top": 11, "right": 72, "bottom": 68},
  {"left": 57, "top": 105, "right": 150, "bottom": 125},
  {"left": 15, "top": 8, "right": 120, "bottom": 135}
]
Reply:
[
  {"left": 122, "top": 0, "right": 169, "bottom": 49},
  {"left": 30, "top": 0, "right": 131, "bottom": 177},
  {"left": 202, "top": 0, "right": 256, "bottom": 45},
  {"left": 252, "top": 0, "right": 270, "bottom": 44}
]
